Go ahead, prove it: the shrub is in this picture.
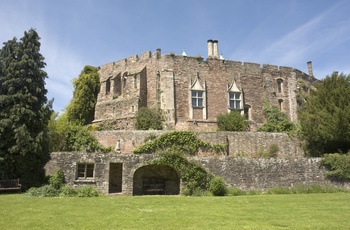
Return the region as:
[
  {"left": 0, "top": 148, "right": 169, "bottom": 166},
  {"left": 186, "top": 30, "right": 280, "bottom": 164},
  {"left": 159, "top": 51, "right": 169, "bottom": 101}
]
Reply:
[
  {"left": 49, "top": 169, "right": 65, "bottom": 190},
  {"left": 135, "top": 107, "right": 163, "bottom": 130},
  {"left": 226, "top": 187, "right": 247, "bottom": 196},
  {"left": 76, "top": 186, "right": 99, "bottom": 197},
  {"left": 258, "top": 101, "right": 297, "bottom": 133},
  {"left": 320, "top": 153, "right": 350, "bottom": 181},
  {"left": 59, "top": 186, "right": 78, "bottom": 197},
  {"left": 153, "top": 153, "right": 213, "bottom": 195},
  {"left": 209, "top": 177, "right": 227, "bottom": 196},
  {"left": 26, "top": 185, "right": 60, "bottom": 197},
  {"left": 134, "top": 131, "right": 226, "bottom": 155},
  {"left": 217, "top": 110, "right": 248, "bottom": 131}
]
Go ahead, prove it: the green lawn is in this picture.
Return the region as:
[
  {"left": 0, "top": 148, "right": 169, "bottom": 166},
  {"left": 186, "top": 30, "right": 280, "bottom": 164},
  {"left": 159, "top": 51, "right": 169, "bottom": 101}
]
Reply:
[{"left": 1, "top": 193, "right": 349, "bottom": 229}]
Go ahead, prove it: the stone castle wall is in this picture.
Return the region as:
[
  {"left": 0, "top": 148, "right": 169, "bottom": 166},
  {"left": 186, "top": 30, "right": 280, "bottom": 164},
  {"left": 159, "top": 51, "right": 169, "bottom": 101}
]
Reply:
[
  {"left": 92, "top": 130, "right": 303, "bottom": 158},
  {"left": 45, "top": 152, "right": 348, "bottom": 195},
  {"left": 93, "top": 48, "right": 317, "bottom": 131}
]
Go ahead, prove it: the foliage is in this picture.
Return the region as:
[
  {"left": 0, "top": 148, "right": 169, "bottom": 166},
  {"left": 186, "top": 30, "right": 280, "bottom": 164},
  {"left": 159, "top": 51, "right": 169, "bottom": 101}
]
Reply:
[
  {"left": 133, "top": 131, "right": 226, "bottom": 155},
  {"left": 152, "top": 153, "right": 213, "bottom": 195},
  {"left": 0, "top": 29, "right": 52, "bottom": 189},
  {"left": 226, "top": 187, "right": 249, "bottom": 196},
  {"left": 49, "top": 169, "right": 65, "bottom": 190},
  {"left": 299, "top": 72, "right": 350, "bottom": 156},
  {"left": 59, "top": 185, "right": 78, "bottom": 197},
  {"left": 265, "top": 184, "right": 349, "bottom": 194},
  {"left": 66, "top": 65, "right": 100, "bottom": 125},
  {"left": 134, "top": 107, "right": 163, "bottom": 130},
  {"left": 75, "top": 185, "right": 99, "bottom": 197},
  {"left": 26, "top": 184, "right": 99, "bottom": 197},
  {"left": 208, "top": 176, "right": 227, "bottom": 196},
  {"left": 217, "top": 110, "right": 248, "bottom": 131},
  {"left": 258, "top": 101, "right": 296, "bottom": 133},
  {"left": 320, "top": 153, "right": 350, "bottom": 181},
  {"left": 26, "top": 185, "right": 60, "bottom": 197},
  {"left": 48, "top": 113, "right": 111, "bottom": 152}
]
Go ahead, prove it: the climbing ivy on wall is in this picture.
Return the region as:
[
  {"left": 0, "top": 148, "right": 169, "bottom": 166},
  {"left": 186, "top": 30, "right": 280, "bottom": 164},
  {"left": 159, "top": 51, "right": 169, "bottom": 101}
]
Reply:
[
  {"left": 152, "top": 153, "right": 213, "bottom": 195},
  {"left": 133, "top": 131, "right": 226, "bottom": 155}
]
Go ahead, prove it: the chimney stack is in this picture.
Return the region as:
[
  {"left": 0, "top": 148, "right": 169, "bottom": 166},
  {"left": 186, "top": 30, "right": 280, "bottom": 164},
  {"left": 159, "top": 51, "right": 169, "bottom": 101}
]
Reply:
[
  {"left": 207, "top": 40, "right": 213, "bottom": 58},
  {"left": 307, "top": 61, "right": 313, "bottom": 77},
  {"left": 213, "top": 40, "right": 219, "bottom": 58}
]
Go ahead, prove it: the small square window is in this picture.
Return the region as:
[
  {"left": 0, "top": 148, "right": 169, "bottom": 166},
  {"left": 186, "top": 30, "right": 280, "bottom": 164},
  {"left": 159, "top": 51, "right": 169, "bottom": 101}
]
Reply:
[{"left": 77, "top": 163, "right": 94, "bottom": 179}]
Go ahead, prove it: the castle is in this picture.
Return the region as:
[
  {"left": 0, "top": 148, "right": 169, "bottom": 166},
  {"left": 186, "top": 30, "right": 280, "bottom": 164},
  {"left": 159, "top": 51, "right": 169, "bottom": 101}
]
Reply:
[
  {"left": 93, "top": 40, "right": 316, "bottom": 131},
  {"left": 44, "top": 41, "right": 329, "bottom": 196}
]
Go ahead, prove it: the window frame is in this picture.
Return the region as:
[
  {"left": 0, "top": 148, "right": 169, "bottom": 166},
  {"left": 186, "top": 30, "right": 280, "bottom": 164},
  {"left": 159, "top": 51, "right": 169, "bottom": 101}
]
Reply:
[
  {"left": 277, "top": 79, "right": 283, "bottom": 94},
  {"left": 76, "top": 163, "right": 95, "bottom": 180},
  {"left": 191, "top": 90, "right": 204, "bottom": 108},
  {"left": 229, "top": 92, "right": 241, "bottom": 110}
]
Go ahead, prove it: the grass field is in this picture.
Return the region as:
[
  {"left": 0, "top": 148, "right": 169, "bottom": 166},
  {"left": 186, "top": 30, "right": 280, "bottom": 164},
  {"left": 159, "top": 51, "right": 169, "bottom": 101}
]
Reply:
[{"left": 1, "top": 193, "right": 349, "bottom": 229}]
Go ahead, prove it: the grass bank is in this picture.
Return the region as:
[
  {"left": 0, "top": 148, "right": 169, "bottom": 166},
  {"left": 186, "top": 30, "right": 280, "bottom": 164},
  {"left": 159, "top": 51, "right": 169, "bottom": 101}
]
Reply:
[{"left": 1, "top": 193, "right": 349, "bottom": 229}]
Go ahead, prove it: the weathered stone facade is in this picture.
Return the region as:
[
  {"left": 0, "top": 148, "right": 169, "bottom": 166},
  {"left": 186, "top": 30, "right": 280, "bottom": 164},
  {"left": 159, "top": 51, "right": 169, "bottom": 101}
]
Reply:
[
  {"left": 93, "top": 40, "right": 317, "bottom": 131},
  {"left": 93, "top": 130, "right": 304, "bottom": 158},
  {"left": 45, "top": 152, "right": 349, "bottom": 195}
]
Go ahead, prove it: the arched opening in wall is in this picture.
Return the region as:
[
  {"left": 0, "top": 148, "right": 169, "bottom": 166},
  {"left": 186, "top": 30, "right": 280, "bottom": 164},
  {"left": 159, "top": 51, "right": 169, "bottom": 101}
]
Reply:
[
  {"left": 276, "top": 79, "right": 283, "bottom": 94},
  {"left": 133, "top": 164, "right": 180, "bottom": 196},
  {"left": 113, "top": 74, "right": 121, "bottom": 97},
  {"left": 278, "top": 99, "right": 284, "bottom": 111},
  {"left": 106, "top": 77, "right": 111, "bottom": 95},
  {"left": 244, "top": 104, "right": 251, "bottom": 120}
]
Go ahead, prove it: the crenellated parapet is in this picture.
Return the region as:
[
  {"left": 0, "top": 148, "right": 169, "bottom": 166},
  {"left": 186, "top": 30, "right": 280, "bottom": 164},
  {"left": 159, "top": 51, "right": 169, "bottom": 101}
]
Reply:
[{"left": 93, "top": 40, "right": 317, "bottom": 130}]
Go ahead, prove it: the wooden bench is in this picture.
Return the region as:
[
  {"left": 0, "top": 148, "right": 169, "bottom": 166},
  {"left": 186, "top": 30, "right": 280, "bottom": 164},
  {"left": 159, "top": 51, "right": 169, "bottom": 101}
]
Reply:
[
  {"left": 143, "top": 178, "right": 165, "bottom": 195},
  {"left": 0, "top": 179, "right": 22, "bottom": 192}
]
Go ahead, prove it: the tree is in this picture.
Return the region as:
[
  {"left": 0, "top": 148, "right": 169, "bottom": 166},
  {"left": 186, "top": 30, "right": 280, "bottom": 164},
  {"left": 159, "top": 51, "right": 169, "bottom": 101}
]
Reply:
[
  {"left": 48, "top": 113, "right": 111, "bottom": 153},
  {"left": 66, "top": 65, "right": 100, "bottom": 125},
  {"left": 258, "top": 101, "right": 296, "bottom": 133},
  {"left": 217, "top": 110, "right": 248, "bottom": 131},
  {"left": 298, "top": 72, "right": 350, "bottom": 156},
  {"left": 135, "top": 107, "right": 163, "bottom": 130},
  {"left": 0, "top": 29, "right": 52, "bottom": 188}
]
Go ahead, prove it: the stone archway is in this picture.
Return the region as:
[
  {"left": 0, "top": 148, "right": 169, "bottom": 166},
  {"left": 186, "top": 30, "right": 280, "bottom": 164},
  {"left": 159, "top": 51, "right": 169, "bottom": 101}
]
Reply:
[{"left": 133, "top": 164, "right": 180, "bottom": 196}]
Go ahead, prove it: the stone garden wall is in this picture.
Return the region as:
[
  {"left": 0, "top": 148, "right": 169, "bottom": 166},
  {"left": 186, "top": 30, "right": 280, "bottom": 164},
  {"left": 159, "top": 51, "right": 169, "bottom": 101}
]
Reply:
[{"left": 45, "top": 152, "right": 348, "bottom": 195}]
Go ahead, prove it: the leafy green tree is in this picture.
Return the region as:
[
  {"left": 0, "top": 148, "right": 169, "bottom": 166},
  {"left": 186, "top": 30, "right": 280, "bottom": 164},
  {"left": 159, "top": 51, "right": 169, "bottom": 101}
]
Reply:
[
  {"left": 135, "top": 107, "right": 163, "bottom": 130},
  {"left": 299, "top": 72, "right": 350, "bottom": 156},
  {"left": 217, "top": 110, "right": 248, "bottom": 131},
  {"left": 48, "top": 113, "right": 110, "bottom": 152},
  {"left": 258, "top": 101, "right": 296, "bottom": 133},
  {"left": 0, "top": 29, "right": 52, "bottom": 188},
  {"left": 66, "top": 65, "right": 100, "bottom": 125}
]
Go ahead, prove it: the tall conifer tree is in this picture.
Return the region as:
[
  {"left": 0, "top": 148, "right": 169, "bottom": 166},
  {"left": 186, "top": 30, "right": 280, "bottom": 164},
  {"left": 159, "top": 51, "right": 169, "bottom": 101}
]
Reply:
[{"left": 0, "top": 29, "right": 52, "bottom": 188}]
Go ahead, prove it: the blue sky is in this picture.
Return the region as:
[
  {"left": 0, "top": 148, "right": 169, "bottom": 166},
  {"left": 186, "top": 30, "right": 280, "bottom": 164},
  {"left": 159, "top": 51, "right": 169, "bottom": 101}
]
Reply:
[{"left": 1, "top": 0, "right": 350, "bottom": 113}]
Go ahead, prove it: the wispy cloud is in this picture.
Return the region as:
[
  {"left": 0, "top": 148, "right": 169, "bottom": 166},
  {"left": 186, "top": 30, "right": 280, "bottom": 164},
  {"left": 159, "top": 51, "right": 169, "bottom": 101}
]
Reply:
[{"left": 262, "top": 6, "right": 350, "bottom": 65}]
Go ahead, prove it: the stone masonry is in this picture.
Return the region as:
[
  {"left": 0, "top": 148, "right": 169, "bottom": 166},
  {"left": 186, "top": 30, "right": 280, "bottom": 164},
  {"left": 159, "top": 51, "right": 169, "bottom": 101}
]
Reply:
[
  {"left": 93, "top": 130, "right": 304, "bottom": 158},
  {"left": 45, "top": 152, "right": 349, "bottom": 195},
  {"left": 93, "top": 40, "right": 317, "bottom": 131}
]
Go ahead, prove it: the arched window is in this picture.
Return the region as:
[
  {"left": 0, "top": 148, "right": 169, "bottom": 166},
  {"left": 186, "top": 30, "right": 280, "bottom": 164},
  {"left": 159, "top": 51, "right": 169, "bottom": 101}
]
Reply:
[
  {"left": 106, "top": 77, "right": 111, "bottom": 95},
  {"left": 277, "top": 79, "right": 283, "bottom": 94},
  {"left": 278, "top": 99, "right": 284, "bottom": 111},
  {"left": 228, "top": 79, "right": 243, "bottom": 112},
  {"left": 134, "top": 75, "right": 138, "bottom": 89}
]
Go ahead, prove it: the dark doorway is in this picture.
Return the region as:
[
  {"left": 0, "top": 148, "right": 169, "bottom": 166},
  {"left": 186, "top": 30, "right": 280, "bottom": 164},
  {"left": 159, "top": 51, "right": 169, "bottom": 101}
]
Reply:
[
  {"left": 133, "top": 164, "right": 180, "bottom": 196},
  {"left": 109, "top": 163, "right": 122, "bottom": 193}
]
